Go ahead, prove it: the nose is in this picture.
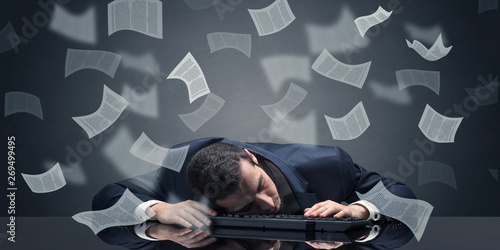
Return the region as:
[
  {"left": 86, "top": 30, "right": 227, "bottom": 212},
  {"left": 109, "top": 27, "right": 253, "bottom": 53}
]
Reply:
[{"left": 255, "top": 193, "right": 275, "bottom": 213}]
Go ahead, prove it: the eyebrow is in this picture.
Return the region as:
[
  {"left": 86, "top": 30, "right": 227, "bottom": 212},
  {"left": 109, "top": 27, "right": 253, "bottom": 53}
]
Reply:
[{"left": 232, "top": 173, "right": 263, "bottom": 213}]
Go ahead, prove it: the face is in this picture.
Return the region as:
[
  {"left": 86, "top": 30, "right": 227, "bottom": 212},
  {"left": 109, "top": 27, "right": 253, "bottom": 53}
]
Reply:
[{"left": 215, "top": 159, "right": 281, "bottom": 215}]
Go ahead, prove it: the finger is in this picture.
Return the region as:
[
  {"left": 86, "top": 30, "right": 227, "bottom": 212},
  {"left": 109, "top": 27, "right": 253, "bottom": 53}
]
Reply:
[
  {"left": 305, "top": 241, "right": 323, "bottom": 249},
  {"left": 309, "top": 206, "right": 331, "bottom": 217},
  {"left": 176, "top": 210, "right": 205, "bottom": 228},
  {"left": 331, "top": 242, "right": 344, "bottom": 249},
  {"left": 180, "top": 229, "right": 205, "bottom": 242},
  {"left": 188, "top": 200, "right": 218, "bottom": 217},
  {"left": 182, "top": 206, "right": 213, "bottom": 227},
  {"left": 305, "top": 208, "right": 320, "bottom": 216},
  {"left": 328, "top": 242, "right": 344, "bottom": 249},
  {"left": 180, "top": 229, "right": 212, "bottom": 245},
  {"left": 308, "top": 204, "right": 320, "bottom": 211},
  {"left": 186, "top": 236, "right": 217, "bottom": 248},
  {"left": 172, "top": 227, "right": 193, "bottom": 237},
  {"left": 311, "top": 200, "right": 336, "bottom": 210},
  {"left": 304, "top": 205, "right": 323, "bottom": 216},
  {"left": 304, "top": 208, "right": 311, "bottom": 216},
  {"left": 333, "top": 209, "right": 347, "bottom": 218},
  {"left": 189, "top": 229, "right": 212, "bottom": 243},
  {"left": 306, "top": 241, "right": 343, "bottom": 249},
  {"left": 308, "top": 201, "right": 328, "bottom": 211},
  {"left": 320, "top": 206, "right": 343, "bottom": 217},
  {"left": 186, "top": 206, "right": 214, "bottom": 226},
  {"left": 305, "top": 200, "right": 334, "bottom": 216},
  {"left": 174, "top": 216, "right": 196, "bottom": 229}
]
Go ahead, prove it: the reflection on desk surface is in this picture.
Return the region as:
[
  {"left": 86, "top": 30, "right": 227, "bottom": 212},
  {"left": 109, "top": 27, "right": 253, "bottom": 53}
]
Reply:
[{"left": 153, "top": 219, "right": 413, "bottom": 250}]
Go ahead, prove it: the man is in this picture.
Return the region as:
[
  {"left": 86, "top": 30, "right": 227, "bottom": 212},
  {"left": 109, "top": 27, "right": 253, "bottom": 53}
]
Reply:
[{"left": 92, "top": 137, "right": 415, "bottom": 249}]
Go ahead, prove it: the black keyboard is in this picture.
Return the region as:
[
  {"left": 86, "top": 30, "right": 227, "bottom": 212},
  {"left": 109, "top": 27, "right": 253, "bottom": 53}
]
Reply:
[
  {"left": 210, "top": 226, "right": 372, "bottom": 243},
  {"left": 210, "top": 214, "right": 372, "bottom": 232}
]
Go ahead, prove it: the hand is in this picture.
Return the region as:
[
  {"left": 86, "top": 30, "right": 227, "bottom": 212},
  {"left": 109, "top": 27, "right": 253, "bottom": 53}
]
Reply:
[
  {"left": 146, "top": 223, "right": 217, "bottom": 248},
  {"left": 151, "top": 200, "right": 217, "bottom": 229},
  {"left": 306, "top": 241, "right": 343, "bottom": 249},
  {"left": 303, "top": 200, "right": 368, "bottom": 219}
]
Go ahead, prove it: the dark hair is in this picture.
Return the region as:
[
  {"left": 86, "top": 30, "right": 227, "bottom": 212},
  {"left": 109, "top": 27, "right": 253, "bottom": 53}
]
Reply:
[{"left": 186, "top": 142, "right": 254, "bottom": 204}]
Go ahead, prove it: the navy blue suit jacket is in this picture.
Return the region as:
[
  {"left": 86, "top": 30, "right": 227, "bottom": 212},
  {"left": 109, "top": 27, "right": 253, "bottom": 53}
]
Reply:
[{"left": 92, "top": 137, "right": 415, "bottom": 249}]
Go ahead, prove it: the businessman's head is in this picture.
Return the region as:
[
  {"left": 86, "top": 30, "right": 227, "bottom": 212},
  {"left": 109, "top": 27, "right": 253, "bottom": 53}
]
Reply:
[{"left": 187, "top": 143, "right": 281, "bottom": 214}]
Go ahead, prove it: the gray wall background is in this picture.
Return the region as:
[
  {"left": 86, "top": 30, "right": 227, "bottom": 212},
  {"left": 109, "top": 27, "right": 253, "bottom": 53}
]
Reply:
[{"left": 1, "top": 0, "right": 499, "bottom": 249}]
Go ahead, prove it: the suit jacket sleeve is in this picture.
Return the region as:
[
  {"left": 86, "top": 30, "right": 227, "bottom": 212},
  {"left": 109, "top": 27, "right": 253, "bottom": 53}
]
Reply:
[
  {"left": 92, "top": 166, "right": 195, "bottom": 249},
  {"left": 90, "top": 138, "right": 227, "bottom": 249}
]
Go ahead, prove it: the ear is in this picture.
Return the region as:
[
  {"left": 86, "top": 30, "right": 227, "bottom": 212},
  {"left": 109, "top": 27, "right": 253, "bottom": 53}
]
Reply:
[{"left": 244, "top": 148, "right": 259, "bottom": 164}]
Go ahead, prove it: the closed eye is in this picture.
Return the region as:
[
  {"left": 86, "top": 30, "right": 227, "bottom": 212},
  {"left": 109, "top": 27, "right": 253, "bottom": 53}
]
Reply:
[{"left": 257, "top": 176, "right": 264, "bottom": 192}]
